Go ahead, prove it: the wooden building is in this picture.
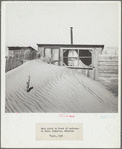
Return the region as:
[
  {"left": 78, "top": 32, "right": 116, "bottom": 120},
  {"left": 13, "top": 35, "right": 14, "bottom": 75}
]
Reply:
[
  {"left": 8, "top": 46, "right": 37, "bottom": 60},
  {"left": 37, "top": 44, "right": 104, "bottom": 81}
]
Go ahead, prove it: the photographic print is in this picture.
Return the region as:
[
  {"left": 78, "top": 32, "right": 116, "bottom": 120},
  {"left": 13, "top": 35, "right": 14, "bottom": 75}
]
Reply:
[
  {"left": 4, "top": 2, "right": 119, "bottom": 113},
  {"left": 1, "top": 1, "right": 121, "bottom": 148}
]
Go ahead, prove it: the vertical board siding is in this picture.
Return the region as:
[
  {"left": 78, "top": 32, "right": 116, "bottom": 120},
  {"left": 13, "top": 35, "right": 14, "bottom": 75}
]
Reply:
[
  {"left": 5, "top": 57, "right": 23, "bottom": 72},
  {"left": 5, "top": 50, "right": 37, "bottom": 73},
  {"left": 45, "top": 48, "right": 51, "bottom": 59},
  {"left": 52, "top": 49, "right": 59, "bottom": 66},
  {"left": 97, "top": 55, "right": 118, "bottom": 96}
]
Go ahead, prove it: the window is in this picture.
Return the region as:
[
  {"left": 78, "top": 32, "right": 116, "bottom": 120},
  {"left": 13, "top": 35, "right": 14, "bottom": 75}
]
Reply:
[{"left": 63, "top": 49, "right": 92, "bottom": 68}]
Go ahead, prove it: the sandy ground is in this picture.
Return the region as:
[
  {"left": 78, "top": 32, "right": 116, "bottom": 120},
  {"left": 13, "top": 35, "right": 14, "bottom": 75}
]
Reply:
[{"left": 5, "top": 59, "right": 118, "bottom": 113}]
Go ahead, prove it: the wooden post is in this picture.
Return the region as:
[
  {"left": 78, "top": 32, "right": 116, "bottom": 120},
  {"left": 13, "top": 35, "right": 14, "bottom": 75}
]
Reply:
[
  {"left": 59, "top": 48, "right": 60, "bottom": 66},
  {"left": 44, "top": 48, "right": 45, "bottom": 57},
  {"left": 55, "top": 49, "right": 59, "bottom": 66},
  {"left": 94, "top": 49, "right": 99, "bottom": 81},
  {"left": 78, "top": 49, "right": 79, "bottom": 66},
  {"left": 91, "top": 49, "right": 95, "bottom": 80},
  {"left": 60, "top": 48, "right": 63, "bottom": 66},
  {"left": 51, "top": 48, "right": 53, "bottom": 63}
]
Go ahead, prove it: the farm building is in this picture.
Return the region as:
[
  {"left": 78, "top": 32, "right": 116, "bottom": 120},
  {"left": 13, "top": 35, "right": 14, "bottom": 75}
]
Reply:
[
  {"left": 8, "top": 46, "right": 37, "bottom": 60},
  {"left": 37, "top": 43, "right": 118, "bottom": 96},
  {"left": 37, "top": 44, "right": 104, "bottom": 81}
]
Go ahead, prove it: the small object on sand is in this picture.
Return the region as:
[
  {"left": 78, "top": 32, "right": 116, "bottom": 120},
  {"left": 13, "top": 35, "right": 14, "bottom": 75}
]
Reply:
[{"left": 26, "top": 75, "right": 30, "bottom": 92}]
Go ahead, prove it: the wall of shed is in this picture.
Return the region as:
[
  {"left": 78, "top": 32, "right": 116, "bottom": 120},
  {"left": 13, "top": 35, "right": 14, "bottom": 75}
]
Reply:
[
  {"left": 9, "top": 49, "right": 21, "bottom": 57},
  {"left": 37, "top": 45, "right": 119, "bottom": 97},
  {"left": 38, "top": 47, "right": 45, "bottom": 56}
]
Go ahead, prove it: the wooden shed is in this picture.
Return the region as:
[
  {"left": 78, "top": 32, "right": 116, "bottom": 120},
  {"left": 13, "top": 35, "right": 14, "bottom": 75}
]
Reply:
[
  {"left": 8, "top": 46, "right": 37, "bottom": 60},
  {"left": 37, "top": 44, "right": 104, "bottom": 81}
]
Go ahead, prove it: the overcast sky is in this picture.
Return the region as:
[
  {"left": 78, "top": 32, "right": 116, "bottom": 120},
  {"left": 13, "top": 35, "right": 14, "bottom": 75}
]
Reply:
[{"left": 4, "top": 2, "right": 120, "bottom": 51}]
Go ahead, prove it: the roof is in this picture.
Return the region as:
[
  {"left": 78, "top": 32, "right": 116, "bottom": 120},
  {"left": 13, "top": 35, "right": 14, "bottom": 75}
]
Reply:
[
  {"left": 8, "top": 46, "right": 36, "bottom": 51},
  {"left": 37, "top": 44, "right": 104, "bottom": 49}
]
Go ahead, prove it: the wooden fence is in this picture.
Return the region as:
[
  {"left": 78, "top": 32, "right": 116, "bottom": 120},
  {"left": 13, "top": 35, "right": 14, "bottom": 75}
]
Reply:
[
  {"left": 5, "top": 57, "right": 23, "bottom": 72},
  {"left": 97, "top": 55, "right": 118, "bottom": 96},
  {"left": 5, "top": 51, "right": 37, "bottom": 72},
  {"left": 74, "top": 55, "right": 118, "bottom": 96}
]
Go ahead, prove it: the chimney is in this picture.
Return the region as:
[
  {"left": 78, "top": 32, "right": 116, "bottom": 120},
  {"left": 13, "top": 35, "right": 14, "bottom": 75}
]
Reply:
[{"left": 70, "top": 27, "right": 73, "bottom": 44}]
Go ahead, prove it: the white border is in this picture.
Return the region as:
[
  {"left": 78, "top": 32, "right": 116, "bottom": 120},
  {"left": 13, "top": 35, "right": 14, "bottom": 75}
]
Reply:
[{"left": 1, "top": 1, "right": 121, "bottom": 148}]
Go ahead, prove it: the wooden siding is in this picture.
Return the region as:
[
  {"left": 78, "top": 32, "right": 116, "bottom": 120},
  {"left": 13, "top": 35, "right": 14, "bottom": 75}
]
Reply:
[
  {"left": 5, "top": 57, "right": 23, "bottom": 72},
  {"left": 6, "top": 49, "right": 37, "bottom": 72},
  {"left": 37, "top": 46, "right": 119, "bottom": 97},
  {"left": 97, "top": 55, "right": 118, "bottom": 96}
]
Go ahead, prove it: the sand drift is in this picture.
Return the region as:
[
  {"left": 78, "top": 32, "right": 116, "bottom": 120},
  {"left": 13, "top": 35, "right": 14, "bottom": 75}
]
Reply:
[{"left": 5, "top": 59, "right": 118, "bottom": 113}]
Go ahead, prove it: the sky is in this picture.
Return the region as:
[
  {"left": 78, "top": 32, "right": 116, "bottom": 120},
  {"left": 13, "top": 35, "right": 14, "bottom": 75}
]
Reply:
[{"left": 4, "top": 1, "right": 120, "bottom": 53}]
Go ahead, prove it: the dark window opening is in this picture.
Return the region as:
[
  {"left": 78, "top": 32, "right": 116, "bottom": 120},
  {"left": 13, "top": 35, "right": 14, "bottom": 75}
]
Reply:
[
  {"left": 79, "top": 50, "right": 92, "bottom": 66},
  {"left": 63, "top": 49, "right": 92, "bottom": 67},
  {"left": 63, "top": 58, "right": 68, "bottom": 66}
]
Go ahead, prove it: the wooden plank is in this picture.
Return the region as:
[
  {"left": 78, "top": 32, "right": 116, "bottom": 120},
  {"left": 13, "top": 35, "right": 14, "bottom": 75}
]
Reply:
[
  {"left": 60, "top": 49, "right": 63, "bottom": 66},
  {"left": 5, "top": 59, "right": 8, "bottom": 72},
  {"left": 97, "top": 80, "right": 118, "bottom": 83},
  {"left": 10, "top": 58, "right": 13, "bottom": 70},
  {"left": 98, "top": 69, "right": 118, "bottom": 73},
  {"left": 59, "top": 48, "right": 60, "bottom": 66},
  {"left": 84, "top": 69, "right": 89, "bottom": 77},
  {"left": 94, "top": 50, "right": 99, "bottom": 80},
  {"left": 98, "top": 73, "right": 118, "bottom": 77},
  {"left": 92, "top": 49, "right": 95, "bottom": 67},
  {"left": 7, "top": 59, "right": 10, "bottom": 71},
  {"left": 17, "top": 58, "right": 19, "bottom": 67},
  {"left": 45, "top": 48, "right": 51, "bottom": 59},
  {"left": 98, "top": 65, "right": 118, "bottom": 71},
  {"left": 63, "top": 56, "right": 92, "bottom": 58},
  {"left": 99, "top": 71, "right": 118, "bottom": 74},
  {"left": 66, "top": 66, "right": 93, "bottom": 69},
  {"left": 98, "top": 76, "right": 118, "bottom": 82},
  {"left": 8, "top": 58, "right": 12, "bottom": 70},
  {"left": 78, "top": 49, "right": 79, "bottom": 66},
  {"left": 97, "top": 80, "right": 118, "bottom": 89},
  {"left": 92, "top": 49, "right": 96, "bottom": 80},
  {"left": 52, "top": 49, "right": 59, "bottom": 66},
  {"left": 87, "top": 69, "right": 90, "bottom": 77},
  {"left": 98, "top": 62, "right": 118, "bottom": 66},
  {"left": 44, "top": 48, "right": 45, "bottom": 57},
  {"left": 51, "top": 48, "right": 53, "bottom": 63},
  {"left": 13, "top": 58, "right": 16, "bottom": 68},
  {"left": 89, "top": 69, "right": 93, "bottom": 79},
  {"left": 99, "top": 55, "right": 118, "bottom": 61},
  {"left": 14, "top": 58, "right": 17, "bottom": 68}
]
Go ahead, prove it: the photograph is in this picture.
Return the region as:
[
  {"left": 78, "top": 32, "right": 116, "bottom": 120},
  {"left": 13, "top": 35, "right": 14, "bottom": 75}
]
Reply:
[
  {"left": 4, "top": 2, "right": 119, "bottom": 113},
  {"left": 1, "top": 1, "right": 121, "bottom": 148}
]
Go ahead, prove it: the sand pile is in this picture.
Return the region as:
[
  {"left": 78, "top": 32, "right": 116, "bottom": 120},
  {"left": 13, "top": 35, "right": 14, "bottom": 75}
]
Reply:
[{"left": 5, "top": 59, "right": 118, "bottom": 113}]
